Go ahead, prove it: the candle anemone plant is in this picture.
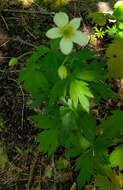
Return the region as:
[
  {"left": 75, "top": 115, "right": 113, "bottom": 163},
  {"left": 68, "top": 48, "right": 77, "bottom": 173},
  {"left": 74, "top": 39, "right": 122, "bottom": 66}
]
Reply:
[{"left": 46, "top": 12, "right": 89, "bottom": 54}]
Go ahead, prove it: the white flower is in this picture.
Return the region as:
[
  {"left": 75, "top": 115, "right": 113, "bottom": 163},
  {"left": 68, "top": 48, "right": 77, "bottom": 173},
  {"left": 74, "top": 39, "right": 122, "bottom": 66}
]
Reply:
[{"left": 46, "top": 12, "right": 89, "bottom": 54}]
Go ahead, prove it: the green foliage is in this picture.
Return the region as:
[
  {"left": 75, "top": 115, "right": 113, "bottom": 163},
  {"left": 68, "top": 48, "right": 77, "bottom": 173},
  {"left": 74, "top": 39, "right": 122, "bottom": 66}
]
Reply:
[
  {"left": 69, "top": 79, "right": 93, "bottom": 112},
  {"left": 18, "top": 64, "right": 49, "bottom": 98},
  {"left": 87, "top": 2, "right": 123, "bottom": 40},
  {"left": 87, "top": 13, "right": 107, "bottom": 26},
  {"left": 94, "top": 26, "right": 107, "bottom": 39},
  {"left": 106, "top": 39, "right": 123, "bottom": 78},
  {"left": 75, "top": 150, "right": 94, "bottom": 188},
  {"left": 107, "top": 25, "right": 118, "bottom": 37},
  {"left": 90, "top": 82, "right": 116, "bottom": 103},
  {"left": 14, "top": 21, "right": 123, "bottom": 190},
  {"left": 99, "top": 110, "right": 123, "bottom": 138},
  {"left": 36, "top": 128, "right": 59, "bottom": 156},
  {"left": 56, "top": 157, "right": 70, "bottom": 170},
  {"left": 109, "top": 144, "right": 123, "bottom": 170},
  {"left": 113, "top": 4, "right": 123, "bottom": 20},
  {"left": 95, "top": 169, "right": 123, "bottom": 190}
]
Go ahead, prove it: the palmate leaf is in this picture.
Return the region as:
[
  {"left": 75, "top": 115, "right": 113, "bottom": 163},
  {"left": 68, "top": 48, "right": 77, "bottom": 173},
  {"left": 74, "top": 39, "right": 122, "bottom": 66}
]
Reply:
[
  {"left": 49, "top": 79, "right": 68, "bottom": 104},
  {"left": 59, "top": 103, "right": 91, "bottom": 157},
  {"left": 75, "top": 150, "right": 94, "bottom": 188},
  {"left": 106, "top": 39, "right": 123, "bottom": 78},
  {"left": 99, "top": 110, "right": 123, "bottom": 138},
  {"left": 65, "top": 132, "right": 90, "bottom": 157},
  {"left": 27, "top": 45, "right": 49, "bottom": 65},
  {"left": 109, "top": 144, "right": 123, "bottom": 170},
  {"left": 87, "top": 13, "right": 107, "bottom": 26},
  {"left": 32, "top": 114, "right": 54, "bottom": 129},
  {"left": 59, "top": 106, "right": 79, "bottom": 153},
  {"left": 33, "top": 114, "right": 60, "bottom": 156},
  {"left": 18, "top": 65, "right": 49, "bottom": 99},
  {"left": 70, "top": 79, "right": 93, "bottom": 112},
  {"left": 36, "top": 128, "right": 59, "bottom": 156},
  {"left": 75, "top": 59, "right": 106, "bottom": 82},
  {"left": 76, "top": 70, "right": 104, "bottom": 82},
  {"left": 71, "top": 49, "right": 97, "bottom": 62},
  {"left": 90, "top": 82, "right": 116, "bottom": 102},
  {"left": 94, "top": 135, "right": 111, "bottom": 168},
  {"left": 77, "top": 112, "right": 96, "bottom": 142},
  {"left": 65, "top": 133, "right": 84, "bottom": 157},
  {"left": 41, "top": 50, "right": 61, "bottom": 84}
]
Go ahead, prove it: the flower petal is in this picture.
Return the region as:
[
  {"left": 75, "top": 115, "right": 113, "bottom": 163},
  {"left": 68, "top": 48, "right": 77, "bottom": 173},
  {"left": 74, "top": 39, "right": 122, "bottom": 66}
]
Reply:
[
  {"left": 72, "top": 31, "right": 89, "bottom": 46},
  {"left": 46, "top": 27, "right": 61, "bottom": 39},
  {"left": 69, "top": 18, "right": 81, "bottom": 29},
  {"left": 54, "top": 12, "right": 69, "bottom": 27},
  {"left": 60, "top": 38, "right": 73, "bottom": 54}
]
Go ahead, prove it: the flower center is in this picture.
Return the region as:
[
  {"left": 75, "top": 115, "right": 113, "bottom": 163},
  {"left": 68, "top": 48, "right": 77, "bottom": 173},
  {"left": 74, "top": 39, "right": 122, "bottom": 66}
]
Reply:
[{"left": 60, "top": 24, "right": 75, "bottom": 39}]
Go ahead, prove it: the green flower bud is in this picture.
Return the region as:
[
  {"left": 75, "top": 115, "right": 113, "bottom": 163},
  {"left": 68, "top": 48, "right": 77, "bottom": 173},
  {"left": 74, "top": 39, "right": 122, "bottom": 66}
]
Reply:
[
  {"left": 58, "top": 65, "right": 67, "bottom": 79},
  {"left": 9, "top": 57, "right": 18, "bottom": 66}
]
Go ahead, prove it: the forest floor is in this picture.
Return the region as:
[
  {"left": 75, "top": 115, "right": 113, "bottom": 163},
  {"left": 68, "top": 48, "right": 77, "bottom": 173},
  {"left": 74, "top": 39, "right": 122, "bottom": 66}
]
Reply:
[{"left": 0, "top": 1, "right": 123, "bottom": 190}]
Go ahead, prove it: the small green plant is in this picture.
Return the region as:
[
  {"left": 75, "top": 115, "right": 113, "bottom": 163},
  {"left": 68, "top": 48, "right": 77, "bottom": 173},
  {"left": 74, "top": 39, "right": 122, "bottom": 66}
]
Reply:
[
  {"left": 107, "top": 1, "right": 123, "bottom": 39},
  {"left": 87, "top": 1, "right": 123, "bottom": 39},
  {"left": 10, "top": 11, "right": 123, "bottom": 189},
  {"left": 94, "top": 26, "right": 107, "bottom": 39}
]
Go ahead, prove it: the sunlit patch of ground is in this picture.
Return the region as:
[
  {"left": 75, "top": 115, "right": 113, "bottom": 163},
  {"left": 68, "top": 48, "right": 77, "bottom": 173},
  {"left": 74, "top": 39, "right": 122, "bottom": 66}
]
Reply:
[
  {"left": 20, "top": 0, "right": 34, "bottom": 7},
  {"left": 43, "top": 0, "right": 70, "bottom": 9}
]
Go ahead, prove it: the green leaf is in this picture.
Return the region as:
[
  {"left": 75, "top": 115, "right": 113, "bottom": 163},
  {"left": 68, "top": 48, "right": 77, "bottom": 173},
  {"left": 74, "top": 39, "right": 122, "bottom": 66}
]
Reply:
[
  {"left": 77, "top": 112, "right": 96, "bottom": 142},
  {"left": 41, "top": 50, "right": 64, "bottom": 84},
  {"left": 87, "top": 13, "right": 106, "bottom": 26},
  {"left": 76, "top": 62, "right": 105, "bottom": 81},
  {"left": 107, "top": 25, "right": 117, "bottom": 37},
  {"left": 30, "top": 94, "right": 46, "bottom": 108},
  {"left": 106, "top": 39, "right": 123, "bottom": 78},
  {"left": 36, "top": 128, "right": 59, "bottom": 156},
  {"left": 49, "top": 79, "right": 68, "bottom": 104},
  {"left": 76, "top": 59, "right": 106, "bottom": 82},
  {"left": 113, "top": 5, "right": 123, "bottom": 19},
  {"left": 75, "top": 150, "right": 94, "bottom": 188},
  {"left": 65, "top": 133, "right": 82, "bottom": 157},
  {"left": 95, "top": 173, "right": 121, "bottom": 190},
  {"left": 56, "top": 157, "right": 70, "bottom": 170},
  {"left": 70, "top": 79, "right": 93, "bottom": 112},
  {"left": 32, "top": 115, "right": 54, "bottom": 129},
  {"left": 95, "top": 174, "right": 112, "bottom": 190},
  {"left": 118, "top": 22, "right": 123, "bottom": 29},
  {"left": 27, "top": 45, "right": 49, "bottom": 65},
  {"left": 99, "top": 110, "right": 123, "bottom": 138},
  {"left": 95, "top": 169, "right": 123, "bottom": 190},
  {"left": 109, "top": 144, "right": 123, "bottom": 170},
  {"left": 71, "top": 49, "right": 97, "bottom": 62},
  {"left": 94, "top": 135, "right": 110, "bottom": 167},
  {"left": 59, "top": 107, "right": 78, "bottom": 146},
  {"left": 18, "top": 65, "right": 49, "bottom": 98},
  {"left": 90, "top": 82, "right": 116, "bottom": 102},
  {"left": 118, "top": 31, "right": 123, "bottom": 38},
  {"left": 50, "top": 38, "right": 60, "bottom": 49},
  {"left": 65, "top": 133, "right": 90, "bottom": 157}
]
